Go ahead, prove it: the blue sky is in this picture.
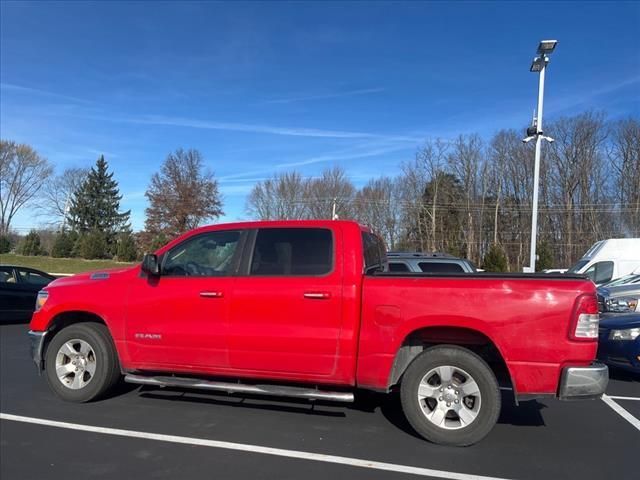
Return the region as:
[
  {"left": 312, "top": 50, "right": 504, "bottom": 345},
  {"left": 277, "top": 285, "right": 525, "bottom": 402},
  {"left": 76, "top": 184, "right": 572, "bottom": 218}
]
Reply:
[{"left": 1, "top": 1, "right": 639, "bottom": 232}]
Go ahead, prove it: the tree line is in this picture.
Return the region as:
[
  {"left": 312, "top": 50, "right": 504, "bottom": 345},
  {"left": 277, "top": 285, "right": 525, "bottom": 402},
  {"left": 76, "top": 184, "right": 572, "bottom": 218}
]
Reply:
[
  {"left": 0, "top": 144, "right": 221, "bottom": 261},
  {"left": 246, "top": 112, "right": 639, "bottom": 271},
  {"left": 1, "top": 110, "right": 638, "bottom": 271}
]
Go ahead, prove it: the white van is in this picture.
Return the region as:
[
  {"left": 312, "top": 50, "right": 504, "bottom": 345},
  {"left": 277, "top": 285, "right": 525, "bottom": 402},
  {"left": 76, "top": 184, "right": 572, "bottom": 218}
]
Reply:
[{"left": 567, "top": 238, "right": 640, "bottom": 285}]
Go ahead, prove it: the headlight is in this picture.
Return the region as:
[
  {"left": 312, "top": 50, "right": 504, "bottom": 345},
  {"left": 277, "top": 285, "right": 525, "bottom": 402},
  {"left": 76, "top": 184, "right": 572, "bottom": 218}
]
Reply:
[
  {"left": 35, "top": 290, "right": 48, "bottom": 311},
  {"left": 609, "top": 328, "right": 640, "bottom": 341},
  {"left": 606, "top": 296, "right": 639, "bottom": 313}
]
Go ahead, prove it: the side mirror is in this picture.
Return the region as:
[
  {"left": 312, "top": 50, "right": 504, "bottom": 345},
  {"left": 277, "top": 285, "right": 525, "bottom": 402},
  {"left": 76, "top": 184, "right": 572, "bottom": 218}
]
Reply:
[{"left": 141, "top": 253, "right": 160, "bottom": 276}]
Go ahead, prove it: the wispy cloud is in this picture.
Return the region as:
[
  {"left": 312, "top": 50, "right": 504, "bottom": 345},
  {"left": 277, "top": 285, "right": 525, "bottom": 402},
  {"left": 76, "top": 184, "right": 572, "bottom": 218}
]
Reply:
[
  {"left": 0, "top": 82, "right": 94, "bottom": 105},
  {"left": 276, "top": 143, "right": 410, "bottom": 169},
  {"left": 70, "top": 112, "right": 421, "bottom": 142},
  {"left": 259, "top": 87, "right": 385, "bottom": 105},
  {"left": 547, "top": 75, "right": 640, "bottom": 116},
  {"left": 218, "top": 140, "right": 412, "bottom": 181}
]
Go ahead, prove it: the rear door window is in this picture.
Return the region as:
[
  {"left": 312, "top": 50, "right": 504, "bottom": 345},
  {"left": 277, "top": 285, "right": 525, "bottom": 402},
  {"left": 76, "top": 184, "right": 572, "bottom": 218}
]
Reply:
[
  {"left": 250, "top": 228, "right": 333, "bottom": 276},
  {"left": 418, "top": 262, "right": 465, "bottom": 273}
]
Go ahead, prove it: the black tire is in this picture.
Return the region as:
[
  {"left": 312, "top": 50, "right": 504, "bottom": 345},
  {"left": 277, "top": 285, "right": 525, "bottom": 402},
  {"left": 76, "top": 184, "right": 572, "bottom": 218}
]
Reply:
[
  {"left": 44, "top": 323, "right": 121, "bottom": 402},
  {"left": 400, "top": 345, "right": 500, "bottom": 446}
]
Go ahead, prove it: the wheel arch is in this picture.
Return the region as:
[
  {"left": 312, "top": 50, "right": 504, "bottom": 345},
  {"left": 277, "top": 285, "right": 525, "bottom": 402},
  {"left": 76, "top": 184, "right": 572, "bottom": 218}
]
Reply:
[
  {"left": 388, "top": 326, "right": 515, "bottom": 400},
  {"left": 41, "top": 311, "right": 112, "bottom": 370}
]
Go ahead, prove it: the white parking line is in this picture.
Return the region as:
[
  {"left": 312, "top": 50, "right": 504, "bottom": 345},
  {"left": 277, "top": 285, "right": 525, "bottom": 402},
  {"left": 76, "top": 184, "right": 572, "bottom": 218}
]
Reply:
[
  {"left": 0, "top": 412, "right": 512, "bottom": 480},
  {"left": 601, "top": 395, "right": 640, "bottom": 432},
  {"left": 606, "top": 395, "right": 640, "bottom": 402}
]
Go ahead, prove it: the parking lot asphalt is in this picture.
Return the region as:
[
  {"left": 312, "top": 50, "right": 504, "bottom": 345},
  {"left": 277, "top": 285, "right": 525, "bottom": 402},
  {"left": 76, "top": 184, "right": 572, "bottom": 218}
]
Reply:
[{"left": 1, "top": 322, "right": 638, "bottom": 480}]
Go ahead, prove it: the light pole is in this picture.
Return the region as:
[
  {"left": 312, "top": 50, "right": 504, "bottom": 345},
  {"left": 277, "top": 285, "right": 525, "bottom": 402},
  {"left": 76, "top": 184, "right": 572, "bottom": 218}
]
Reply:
[{"left": 523, "top": 40, "right": 557, "bottom": 273}]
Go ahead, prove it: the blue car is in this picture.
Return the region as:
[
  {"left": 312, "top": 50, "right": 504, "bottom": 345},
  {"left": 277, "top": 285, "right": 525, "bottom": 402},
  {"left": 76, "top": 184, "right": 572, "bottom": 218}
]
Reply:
[{"left": 597, "top": 313, "right": 640, "bottom": 374}]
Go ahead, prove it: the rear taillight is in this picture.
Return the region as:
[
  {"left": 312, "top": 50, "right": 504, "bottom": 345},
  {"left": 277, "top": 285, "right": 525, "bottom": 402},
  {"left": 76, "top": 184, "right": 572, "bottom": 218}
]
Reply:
[{"left": 570, "top": 294, "right": 599, "bottom": 341}]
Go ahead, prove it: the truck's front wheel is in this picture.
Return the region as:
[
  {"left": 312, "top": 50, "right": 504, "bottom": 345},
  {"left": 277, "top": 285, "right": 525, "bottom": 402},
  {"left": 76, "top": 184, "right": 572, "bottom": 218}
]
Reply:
[
  {"left": 44, "top": 323, "right": 121, "bottom": 402},
  {"left": 400, "top": 345, "right": 500, "bottom": 446}
]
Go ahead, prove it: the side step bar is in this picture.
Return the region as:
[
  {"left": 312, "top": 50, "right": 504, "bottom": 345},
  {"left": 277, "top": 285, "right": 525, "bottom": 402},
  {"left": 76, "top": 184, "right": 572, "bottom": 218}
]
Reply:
[{"left": 124, "top": 374, "right": 354, "bottom": 403}]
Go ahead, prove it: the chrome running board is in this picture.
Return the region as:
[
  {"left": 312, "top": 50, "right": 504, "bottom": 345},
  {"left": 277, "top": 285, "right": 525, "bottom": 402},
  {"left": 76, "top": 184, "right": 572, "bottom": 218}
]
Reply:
[{"left": 124, "top": 374, "right": 354, "bottom": 403}]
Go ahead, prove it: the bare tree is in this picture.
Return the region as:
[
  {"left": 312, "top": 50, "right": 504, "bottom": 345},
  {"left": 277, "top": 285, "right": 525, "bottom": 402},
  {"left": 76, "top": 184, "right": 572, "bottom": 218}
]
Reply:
[
  {"left": 246, "top": 171, "right": 308, "bottom": 220},
  {"left": 447, "top": 134, "right": 483, "bottom": 262},
  {"left": 144, "top": 148, "right": 223, "bottom": 240},
  {"left": 0, "top": 140, "right": 53, "bottom": 235},
  {"left": 306, "top": 166, "right": 356, "bottom": 219},
  {"left": 354, "top": 176, "right": 403, "bottom": 249},
  {"left": 38, "top": 167, "right": 89, "bottom": 228},
  {"left": 399, "top": 139, "right": 450, "bottom": 251},
  {"left": 609, "top": 118, "right": 640, "bottom": 236},
  {"left": 546, "top": 112, "right": 608, "bottom": 265},
  {"left": 240, "top": 111, "right": 637, "bottom": 271}
]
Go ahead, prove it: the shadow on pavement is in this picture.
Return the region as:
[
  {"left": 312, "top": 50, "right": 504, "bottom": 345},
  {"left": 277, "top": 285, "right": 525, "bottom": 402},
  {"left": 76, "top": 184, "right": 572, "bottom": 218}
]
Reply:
[
  {"left": 138, "top": 387, "right": 348, "bottom": 417},
  {"left": 134, "top": 386, "right": 547, "bottom": 440},
  {"left": 608, "top": 368, "right": 639, "bottom": 383}
]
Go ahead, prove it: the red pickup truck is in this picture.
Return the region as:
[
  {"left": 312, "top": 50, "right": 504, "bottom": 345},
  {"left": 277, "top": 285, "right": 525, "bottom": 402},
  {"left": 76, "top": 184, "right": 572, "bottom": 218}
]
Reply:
[{"left": 28, "top": 220, "right": 608, "bottom": 445}]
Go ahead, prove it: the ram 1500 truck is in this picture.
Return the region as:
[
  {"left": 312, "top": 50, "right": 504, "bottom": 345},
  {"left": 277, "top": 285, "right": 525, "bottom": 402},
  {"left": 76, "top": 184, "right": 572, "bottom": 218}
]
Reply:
[{"left": 28, "top": 220, "right": 608, "bottom": 446}]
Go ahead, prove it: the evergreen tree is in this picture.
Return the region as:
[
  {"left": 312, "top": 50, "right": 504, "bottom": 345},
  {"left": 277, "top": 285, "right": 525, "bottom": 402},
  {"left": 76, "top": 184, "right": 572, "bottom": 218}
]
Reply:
[
  {"left": 51, "top": 231, "right": 74, "bottom": 258},
  {"left": 19, "top": 230, "right": 44, "bottom": 256},
  {"left": 0, "top": 235, "right": 12, "bottom": 254},
  {"left": 67, "top": 156, "right": 130, "bottom": 255},
  {"left": 482, "top": 243, "right": 509, "bottom": 272},
  {"left": 416, "top": 172, "right": 465, "bottom": 253},
  {"left": 535, "top": 241, "right": 554, "bottom": 272},
  {"left": 77, "top": 230, "right": 108, "bottom": 259},
  {"left": 116, "top": 230, "right": 138, "bottom": 262}
]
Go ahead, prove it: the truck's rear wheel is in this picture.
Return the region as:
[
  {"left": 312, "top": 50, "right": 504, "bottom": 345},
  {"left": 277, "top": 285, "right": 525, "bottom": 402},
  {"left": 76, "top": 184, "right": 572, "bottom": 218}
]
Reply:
[
  {"left": 44, "top": 323, "right": 121, "bottom": 402},
  {"left": 400, "top": 345, "right": 500, "bottom": 446}
]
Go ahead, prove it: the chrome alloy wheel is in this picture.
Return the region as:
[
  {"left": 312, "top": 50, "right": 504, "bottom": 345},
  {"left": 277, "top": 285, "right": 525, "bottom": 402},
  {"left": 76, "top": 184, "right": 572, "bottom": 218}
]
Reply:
[
  {"left": 416, "top": 365, "right": 481, "bottom": 430},
  {"left": 55, "top": 339, "right": 97, "bottom": 390}
]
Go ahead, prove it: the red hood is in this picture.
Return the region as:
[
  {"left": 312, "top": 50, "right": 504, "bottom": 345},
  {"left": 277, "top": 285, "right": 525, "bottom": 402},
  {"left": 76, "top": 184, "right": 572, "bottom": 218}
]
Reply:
[{"left": 46, "top": 265, "right": 138, "bottom": 288}]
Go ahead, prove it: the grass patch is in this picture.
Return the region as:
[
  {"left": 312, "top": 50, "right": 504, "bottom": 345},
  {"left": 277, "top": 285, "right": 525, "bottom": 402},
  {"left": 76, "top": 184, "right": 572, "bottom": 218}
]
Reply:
[{"left": 0, "top": 253, "right": 135, "bottom": 274}]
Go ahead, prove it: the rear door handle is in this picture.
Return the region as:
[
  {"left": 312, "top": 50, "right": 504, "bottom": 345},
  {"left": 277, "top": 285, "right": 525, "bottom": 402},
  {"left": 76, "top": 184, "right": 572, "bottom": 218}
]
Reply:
[
  {"left": 303, "top": 291, "right": 331, "bottom": 300},
  {"left": 200, "top": 291, "right": 224, "bottom": 298}
]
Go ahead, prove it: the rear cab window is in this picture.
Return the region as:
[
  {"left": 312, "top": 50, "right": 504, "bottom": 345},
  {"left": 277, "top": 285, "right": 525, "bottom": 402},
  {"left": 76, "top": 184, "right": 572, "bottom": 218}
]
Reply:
[
  {"left": 250, "top": 228, "right": 333, "bottom": 276},
  {"left": 362, "top": 231, "right": 387, "bottom": 275}
]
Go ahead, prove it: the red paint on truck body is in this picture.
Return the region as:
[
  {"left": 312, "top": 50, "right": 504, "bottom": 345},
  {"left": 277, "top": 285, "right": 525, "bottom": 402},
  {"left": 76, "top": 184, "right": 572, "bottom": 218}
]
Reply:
[{"left": 30, "top": 220, "right": 598, "bottom": 396}]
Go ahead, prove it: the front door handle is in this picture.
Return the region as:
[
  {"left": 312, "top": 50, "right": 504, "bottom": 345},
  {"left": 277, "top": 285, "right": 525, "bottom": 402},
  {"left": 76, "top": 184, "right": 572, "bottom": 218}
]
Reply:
[
  {"left": 200, "top": 291, "right": 224, "bottom": 298},
  {"left": 303, "top": 291, "right": 331, "bottom": 300}
]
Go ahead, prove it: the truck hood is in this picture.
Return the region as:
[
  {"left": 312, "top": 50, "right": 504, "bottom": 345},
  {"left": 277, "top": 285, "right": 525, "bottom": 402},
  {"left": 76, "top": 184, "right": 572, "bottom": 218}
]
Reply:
[
  {"left": 46, "top": 265, "right": 138, "bottom": 289},
  {"left": 598, "top": 284, "right": 640, "bottom": 298}
]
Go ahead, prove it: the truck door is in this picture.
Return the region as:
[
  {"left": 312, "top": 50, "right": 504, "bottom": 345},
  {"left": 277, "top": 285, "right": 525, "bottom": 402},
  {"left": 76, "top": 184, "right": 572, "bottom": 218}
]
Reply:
[
  {"left": 228, "top": 227, "right": 343, "bottom": 377},
  {"left": 125, "top": 229, "right": 244, "bottom": 370}
]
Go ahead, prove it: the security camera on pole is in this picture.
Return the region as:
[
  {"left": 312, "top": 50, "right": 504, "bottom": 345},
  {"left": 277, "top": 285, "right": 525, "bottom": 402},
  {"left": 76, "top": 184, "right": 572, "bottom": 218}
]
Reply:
[{"left": 523, "top": 40, "right": 557, "bottom": 273}]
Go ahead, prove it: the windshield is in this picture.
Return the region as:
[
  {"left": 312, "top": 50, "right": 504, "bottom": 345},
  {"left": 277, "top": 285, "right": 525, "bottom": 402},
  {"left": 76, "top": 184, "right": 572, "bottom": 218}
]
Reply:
[{"left": 568, "top": 260, "right": 589, "bottom": 273}]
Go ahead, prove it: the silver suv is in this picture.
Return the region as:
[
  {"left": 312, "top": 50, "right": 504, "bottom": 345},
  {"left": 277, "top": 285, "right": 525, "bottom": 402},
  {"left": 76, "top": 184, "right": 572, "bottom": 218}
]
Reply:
[{"left": 387, "top": 252, "right": 478, "bottom": 274}]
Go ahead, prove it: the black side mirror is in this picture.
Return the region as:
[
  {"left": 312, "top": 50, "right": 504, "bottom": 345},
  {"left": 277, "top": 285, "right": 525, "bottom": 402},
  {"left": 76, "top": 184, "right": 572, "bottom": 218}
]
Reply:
[{"left": 141, "top": 253, "right": 160, "bottom": 276}]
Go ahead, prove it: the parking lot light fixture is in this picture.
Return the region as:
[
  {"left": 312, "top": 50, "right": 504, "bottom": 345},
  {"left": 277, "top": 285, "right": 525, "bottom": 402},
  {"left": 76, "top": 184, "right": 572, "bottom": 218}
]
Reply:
[
  {"left": 537, "top": 39, "right": 558, "bottom": 55},
  {"left": 524, "top": 40, "right": 557, "bottom": 273},
  {"left": 530, "top": 56, "right": 545, "bottom": 72}
]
